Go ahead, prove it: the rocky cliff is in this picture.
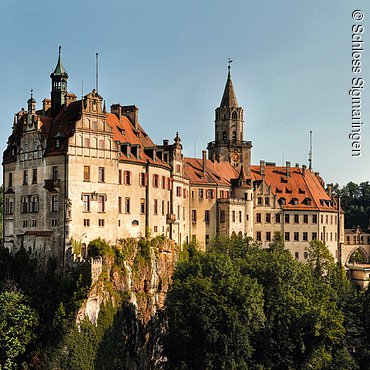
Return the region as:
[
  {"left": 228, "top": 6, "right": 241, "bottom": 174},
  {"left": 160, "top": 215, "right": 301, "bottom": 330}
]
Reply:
[{"left": 75, "top": 236, "right": 178, "bottom": 369}]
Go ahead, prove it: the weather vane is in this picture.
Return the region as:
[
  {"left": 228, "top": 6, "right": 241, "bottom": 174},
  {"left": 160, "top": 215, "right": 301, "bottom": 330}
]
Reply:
[{"left": 228, "top": 58, "right": 233, "bottom": 70}]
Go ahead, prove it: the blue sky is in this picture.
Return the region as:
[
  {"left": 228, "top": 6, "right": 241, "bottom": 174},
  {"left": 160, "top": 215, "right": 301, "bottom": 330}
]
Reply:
[{"left": 0, "top": 0, "right": 369, "bottom": 186}]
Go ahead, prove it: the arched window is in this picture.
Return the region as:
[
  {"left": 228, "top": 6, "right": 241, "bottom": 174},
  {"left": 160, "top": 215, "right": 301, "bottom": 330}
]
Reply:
[
  {"left": 232, "top": 131, "right": 236, "bottom": 142},
  {"left": 232, "top": 111, "right": 238, "bottom": 120},
  {"left": 223, "top": 131, "right": 227, "bottom": 143}
]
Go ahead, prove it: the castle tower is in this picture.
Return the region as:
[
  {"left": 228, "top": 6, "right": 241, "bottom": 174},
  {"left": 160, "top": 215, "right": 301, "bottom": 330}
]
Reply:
[
  {"left": 50, "top": 46, "right": 68, "bottom": 115},
  {"left": 27, "top": 89, "right": 36, "bottom": 114},
  {"left": 207, "top": 66, "right": 252, "bottom": 174}
]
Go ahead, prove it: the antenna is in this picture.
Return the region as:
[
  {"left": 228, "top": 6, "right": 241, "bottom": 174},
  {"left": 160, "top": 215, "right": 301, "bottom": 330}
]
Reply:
[
  {"left": 309, "top": 130, "right": 312, "bottom": 169},
  {"left": 95, "top": 53, "right": 99, "bottom": 93}
]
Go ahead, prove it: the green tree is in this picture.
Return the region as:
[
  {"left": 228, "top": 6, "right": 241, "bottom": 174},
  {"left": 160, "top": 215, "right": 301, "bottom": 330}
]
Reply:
[
  {"left": 164, "top": 250, "right": 265, "bottom": 369},
  {"left": 0, "top": 290, "right": 39, "bottom": 369}
]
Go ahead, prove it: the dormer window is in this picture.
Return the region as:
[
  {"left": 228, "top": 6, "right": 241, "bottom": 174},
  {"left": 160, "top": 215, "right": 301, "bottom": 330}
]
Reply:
[
  {"left": 55, "top": 138, "right": 61, "bottom": 148},
  {"left": 290, "top": 198, "right": 298, "bottom": 205},
  {"left": 304, "top": 197, "right": 312, "bottom": 205},
  {"left": 278, "top": 197, "right": 286, "bottom": 205},
  {"left": 281, "top": 176, "right": 288, "bottom": 183},
  {"left": 285, "top": 187, "right": 292, "bottom": 194}
]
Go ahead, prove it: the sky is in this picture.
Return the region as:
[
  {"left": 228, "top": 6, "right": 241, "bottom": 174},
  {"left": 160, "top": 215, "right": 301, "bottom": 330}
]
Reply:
[{"left": 0, "top": 0, "right": 369, "bottom": 186}]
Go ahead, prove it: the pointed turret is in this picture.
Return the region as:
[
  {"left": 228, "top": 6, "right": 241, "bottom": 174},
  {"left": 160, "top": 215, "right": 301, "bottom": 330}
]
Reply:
[
  {"left": 51, "top": 46, "right": 68, "bottom": 78},
  {"left": 50, "top": 46, "right": 69, "bottom": 116},
  {"left": 220, "top": 66, "right": 239, "bottom": 108}
]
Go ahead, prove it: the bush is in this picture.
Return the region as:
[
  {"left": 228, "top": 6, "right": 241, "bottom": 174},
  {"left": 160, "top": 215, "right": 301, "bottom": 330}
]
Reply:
[{"left": 88, "top": 238, "right": 113, "bottom": 258}]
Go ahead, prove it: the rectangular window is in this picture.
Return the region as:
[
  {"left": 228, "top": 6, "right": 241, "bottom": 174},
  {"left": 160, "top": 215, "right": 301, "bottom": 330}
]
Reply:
[
  {"left": 140, "top": 198, "right": 145, "bottom": 214},
  {"left": 23, "top": 170, "right": 28, "bottom": 185},
  {"left": 84, "top": 219, "right": 90, "bottom": 227},
  {"left": 98, "top": 219, "right": 105, "bottom": 227},
  {"left": 199, "top": 189, "right": 204, "bottom": 199},
  {"left": 177, "top": 205, "right": 180, "bottom": 220},
  {"left": 23, "top": 220, "right": 28, "bottom": 228},
  {"left": 8, "top": 173, "right": 13, "bottom": 188},
  {"left": 266, "top": 213, "right": 271, "bottom": 223},
  {"left": 162, "top": 176, "right": 166, "bottom": 189},
  {"left": 139, "top": 172, "right": 148, "bottom": 186},
  {"left": 284, "top": 232, "right": 290, "bottom": 241},
  {"left": 162, "top": 200, "right": 165, "bottom": 215},
  {"left": 265, "top": 197, "right": 270, "bottom": 206},
  {"left": 256, "top": 213, "right": 261, "bottom": 223},
  {"left": 32, "top": 169, "right": 37, "bottom": 184},
  {"left": 84, "top": 166, "right": 90, "bottom": 181},
  {"left": 275, "top": 213, "right": 281, "bottom": 223},
  {"left": 294, "top": 214, "right": 299, "bottom": 223},
  {"left": 239, "top": 211, "right": 242, "bottom": 223},
  {"left": 303, "top": 214, "right": 308, "bottom": 224},
  {"left": 304, "top": 251, "right": 308, "bottom": 259},
  {"left": 295, "top": 252, "right": 299, "bottom": 259},
  {"left": 83, "top": 195, "right": 90, "bottom": 212},
  {"left": 118, "top": 169, "right": 122, "bottom": 184},
  {"left": 303, "top": 232, "right": 308, "bottom": 241},
  {"left": 153, "top": 174, "right": 159, "bottom": 188},
  {"left": 176, "top": 186, "right": 182, "bottom": 197},
  {"left": 183, "top": 189, "right": 187, "bottom": 198},
  {"left": 256, "top": 231, "right": 261, "bottom": 241},
  {"left": 192, "top": 210, "right": 197, "bottom": 223},
  {"left": 51, "top": 195, "right": 59, "bottom": 212},
  {"left": 257, "top": 197, "right": 262, "bottom": 205},
  {"left": 98, "top": 167, "right": 105, "bottom": 183},
  {"left": 52, "top": 166, "right": 58, "bottom": 180},
  {"left": 294, "top": 232, "right": 299, "bottom": 241},
  {"left": 154, "top": 199, "right": 158, "bottom": 215},
  {"left": 312, "top": 215, "right": 318, "bottom": 224},
  {"left": 51, "top": 219, "right": 58, "bottom": 227},
  {"left": 266, "top": 231, "right": 271, "bottom": 241},
  {"left": 220, "top": 210, "right": 225, "bottom": 223},
  {"left": 183, "top": 206, "right": 186, "bottom": 220},
  {"left": 32, "top": 220, "right": 37, "bottom": 227},
  {"left": 205, "top": 210, "right": 210, "bottom": 224},
  {"left": 232, "top": 211, "right": 236, "bottom": 222},
  {"left": 99, "top": 139, "right": 105, "bottom": 150},
  {"left": 124, "top": 171, "right": 132, "bottom": 185},
  {"left": 84, "top": 137, "right": 90, "bottom": 147},
  {"left": 118, "top": 197, "right": 122, "bottom": 213},
  {"left": 312, "top": 232, "right": 317, "bottom": 240},
  {"left": 285, "top": 214, "right": 290, "bottom": 223},
  {"left": 125, "top": 197, "right": 131, "bottom": 213}
]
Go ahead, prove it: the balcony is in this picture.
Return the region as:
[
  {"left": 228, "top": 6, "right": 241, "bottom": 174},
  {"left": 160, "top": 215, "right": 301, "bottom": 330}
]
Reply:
[
  {"left": 166, "top": 213, "right": 176, "bottom": 224},
  {"left": 44, "top": 179, "right": 61, "bottom": 192}
]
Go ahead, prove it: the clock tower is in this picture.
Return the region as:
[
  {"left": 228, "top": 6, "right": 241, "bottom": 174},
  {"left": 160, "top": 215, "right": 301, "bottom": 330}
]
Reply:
[{"left": 207, "top": 66, "right": 252, "bottom": 175}]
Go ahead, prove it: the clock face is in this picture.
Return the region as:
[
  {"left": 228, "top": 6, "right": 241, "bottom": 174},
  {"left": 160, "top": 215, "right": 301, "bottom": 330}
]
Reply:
[{"left": 231, "top": 150, "right": 240, "bottom": 162}]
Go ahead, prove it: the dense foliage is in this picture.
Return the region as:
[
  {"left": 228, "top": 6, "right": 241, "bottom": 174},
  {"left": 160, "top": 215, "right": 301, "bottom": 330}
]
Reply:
[
  {"left": 164, "top": 235, "right": 359, "bottom": 369},
  {"left": 334, "top": 181, "right": 370, "bottom": 229},
  {"left": 1, "top": 233, "right": 370, "bottom": 368}
]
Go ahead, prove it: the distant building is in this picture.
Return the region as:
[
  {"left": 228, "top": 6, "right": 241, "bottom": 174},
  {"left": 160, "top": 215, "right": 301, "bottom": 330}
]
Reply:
[{"left": 2, "top": 50, "right": 343, "bottom": 267}]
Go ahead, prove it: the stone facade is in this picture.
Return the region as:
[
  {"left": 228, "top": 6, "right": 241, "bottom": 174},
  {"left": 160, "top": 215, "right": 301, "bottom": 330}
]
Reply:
[{"left": 2, "top": 50, "right": 344, "bottom": 267}]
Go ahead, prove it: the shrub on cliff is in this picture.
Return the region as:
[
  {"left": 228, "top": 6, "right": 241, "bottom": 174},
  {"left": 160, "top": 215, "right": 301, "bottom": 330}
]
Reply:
[{"left": 87, "top": 238, "right": 113, "bottom": 258}]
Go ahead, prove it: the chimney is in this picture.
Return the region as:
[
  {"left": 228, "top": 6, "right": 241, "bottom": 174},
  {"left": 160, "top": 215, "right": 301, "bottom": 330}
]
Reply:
[
  {"left": 295, "top": 163, "right": 299, "bottom": 167},
  {"left": 121, "top": 105, "right": 139, "bottom": 129},
  {"left": 163, "top": 139, "right": 169, "bottom": 146},
  {"left": 327, "top": 183, "right": 333, "bottom": 198},
  {"left": 286, "top": 161, "right": 291, "bottom": 177},
  {"left": 260, "top": 160, "right": 265, "bottom": 176},
  {"left": 202, "top": 150, "right": 207, "bottom": 172},
  {"left": 111, "top": 104, "right": 122, "bottom": 120},
  {"left": 302, "top": 165, "right": 306, "bottom": 176}
]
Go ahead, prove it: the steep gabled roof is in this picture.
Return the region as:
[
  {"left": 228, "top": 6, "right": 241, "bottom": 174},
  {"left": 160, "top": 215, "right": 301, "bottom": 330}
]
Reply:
[{"left": 251, "top": 165, "right": 337, "bottom": 211}]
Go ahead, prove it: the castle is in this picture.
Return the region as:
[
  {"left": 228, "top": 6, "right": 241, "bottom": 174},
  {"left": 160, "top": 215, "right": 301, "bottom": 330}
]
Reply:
[{"left": 2, "top": 49, "right": 344, "bottom": 268}]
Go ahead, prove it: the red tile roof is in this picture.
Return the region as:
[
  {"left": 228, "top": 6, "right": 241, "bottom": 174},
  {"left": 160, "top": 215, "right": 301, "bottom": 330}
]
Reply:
[{"left": 251, "top": 165, "right": 337, "bottom": 211}]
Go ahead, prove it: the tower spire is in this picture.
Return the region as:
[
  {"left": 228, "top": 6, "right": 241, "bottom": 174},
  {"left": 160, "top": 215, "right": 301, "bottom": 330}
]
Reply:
[
  {"left": 50, "top": 46, "right": 69, "bottom": 115},
  {"left": 220, "top": 61, "right": 238, "bottom": 108}
]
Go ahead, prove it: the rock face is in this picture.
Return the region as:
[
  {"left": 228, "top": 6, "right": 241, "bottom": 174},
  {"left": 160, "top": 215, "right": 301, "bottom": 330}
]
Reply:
[{"left": 76, "top": 237, "right": 178, "bottom": 369}]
